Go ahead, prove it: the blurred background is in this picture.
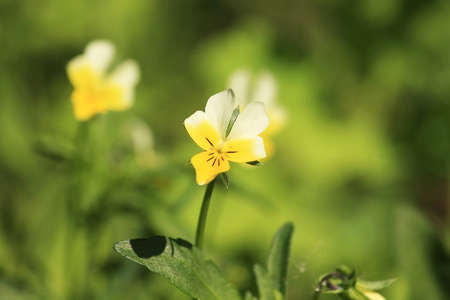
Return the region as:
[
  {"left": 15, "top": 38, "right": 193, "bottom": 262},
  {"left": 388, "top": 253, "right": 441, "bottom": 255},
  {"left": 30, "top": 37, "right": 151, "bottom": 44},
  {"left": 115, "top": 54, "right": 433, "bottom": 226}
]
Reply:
[{"left": 1, "top": 0, "right": 449, "bottom": 299}]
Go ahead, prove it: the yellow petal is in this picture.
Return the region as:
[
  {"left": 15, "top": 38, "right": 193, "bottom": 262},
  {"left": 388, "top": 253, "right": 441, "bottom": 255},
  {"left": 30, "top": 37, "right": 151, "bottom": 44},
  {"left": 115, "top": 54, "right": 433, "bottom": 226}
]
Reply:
[
  {"left": 102, "top": 84, "right": 128, "bottom": 111},
  {"left": 71, "top": 89, "right": 105, "bottom": 121},
  {"left": 224, "top": 137, "right": 266, "bottom": 163},
  {"left": 362, "top": 290, "right": 385, "bottom": 300},
  {"left": 261, "top": 134, "right": 275, "bottom": 160},
  {"left": 70, "top": 84, "right": 124, "bottom": 121},
  {"left": 191, "top": 151, "right": 230, "bottom": 185},
  {"left": 184, "top": 111, "right": 221, "bottom": 150},
  {"left": 67, "top": 58, "right": 100, "bottom": 89},
  {"left": 264, "top": 108, "right": 287, "bottom": 136}
]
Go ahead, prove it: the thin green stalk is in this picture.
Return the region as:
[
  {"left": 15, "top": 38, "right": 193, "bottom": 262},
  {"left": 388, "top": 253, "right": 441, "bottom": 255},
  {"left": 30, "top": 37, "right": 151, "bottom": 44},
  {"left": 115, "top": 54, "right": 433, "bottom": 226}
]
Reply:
[
  {"left": 313, "top": 291, "right": 321, "bottom": 300},
  {"left": 195, "top": 178, "right": 216, "bottom": 250}
]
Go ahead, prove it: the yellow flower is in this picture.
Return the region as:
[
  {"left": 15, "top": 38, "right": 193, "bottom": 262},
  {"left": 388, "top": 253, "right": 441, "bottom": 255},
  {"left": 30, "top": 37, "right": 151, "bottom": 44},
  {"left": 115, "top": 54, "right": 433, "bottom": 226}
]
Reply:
[
  {"left": 360, "top": 290, "right": 386, "bottom": 300},
  {"left": 228, "top": 69, "right": 287, "bottom": 158},
  {"left": 184, "top": 89, "right": 270, "bottom": 185},
  {"left": 356, "top": 283, "right": 386, "bottom": 300},
  {"left": 67, "top": 40, "right": 140, "bottom": 121}
]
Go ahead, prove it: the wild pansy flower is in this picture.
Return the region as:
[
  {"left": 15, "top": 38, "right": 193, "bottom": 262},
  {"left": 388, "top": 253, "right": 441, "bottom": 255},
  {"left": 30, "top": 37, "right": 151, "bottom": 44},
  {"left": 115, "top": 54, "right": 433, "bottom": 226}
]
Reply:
[
  {"left": 67, "top": 40, "right": 140, "bottom": 121},
  {"left": 184, "top": 89, "right": 270, "bottom": 185},
  {"left": 228, "top": 69, "right": 287, "bottom": 158}
]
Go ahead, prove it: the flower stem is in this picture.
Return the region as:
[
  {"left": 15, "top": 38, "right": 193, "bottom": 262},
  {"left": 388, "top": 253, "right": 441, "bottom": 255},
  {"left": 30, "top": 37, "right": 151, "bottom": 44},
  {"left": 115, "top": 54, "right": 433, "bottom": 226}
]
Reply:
[{"left": 195, "top": 178, "right": 216, "bottom": 250}]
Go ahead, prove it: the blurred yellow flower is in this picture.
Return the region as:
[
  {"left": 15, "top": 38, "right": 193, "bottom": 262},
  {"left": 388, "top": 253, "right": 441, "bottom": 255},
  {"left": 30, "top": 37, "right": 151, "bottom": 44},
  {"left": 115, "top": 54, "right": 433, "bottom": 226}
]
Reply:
[
  {"left": 356, "top": 283, "right": 386, "bottom": 300},
  {"left": 360, "top": 290, "right": 385, "bottom": 300},
  {"left": 228, "top": 69, "right": 287, "bottom": 158},
  {"left": 67, "top": 40, "right": 140, "bottom": 121},
  {"left": 184, "top": 89, "right": 270, "bottom": 185}
]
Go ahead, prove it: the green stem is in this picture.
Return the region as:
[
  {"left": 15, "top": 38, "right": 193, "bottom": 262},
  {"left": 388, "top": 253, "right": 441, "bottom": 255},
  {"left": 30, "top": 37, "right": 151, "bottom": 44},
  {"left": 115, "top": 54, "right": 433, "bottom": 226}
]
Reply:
[
  {"left": 195, "top": 178, "right": 216, "bottom": 250},
  {"left": 313, "top": 291, "right": 321, "bottom": 300}
]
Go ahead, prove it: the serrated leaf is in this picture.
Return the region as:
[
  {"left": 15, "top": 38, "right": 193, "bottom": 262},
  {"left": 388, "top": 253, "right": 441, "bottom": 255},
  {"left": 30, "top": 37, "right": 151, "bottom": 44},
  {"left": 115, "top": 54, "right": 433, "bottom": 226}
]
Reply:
[
  {"left": 114, "top": 236, "right": 241, "bottom": 300},
  {"left": 254, "top": 223, "right": 294, "bottom": 300}
]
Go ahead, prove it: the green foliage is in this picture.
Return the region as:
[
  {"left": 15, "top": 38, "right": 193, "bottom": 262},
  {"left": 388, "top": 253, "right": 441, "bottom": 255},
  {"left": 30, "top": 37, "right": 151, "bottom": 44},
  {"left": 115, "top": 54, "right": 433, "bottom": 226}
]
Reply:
[
  {"left": 114, "top": 237, "right": 241, "bottom": 300},
  {"left": 114, "top": 223, "right": 294, "bottom": 299},
  {"left": 1, "top": 0, "right": 449, "bottom": 299},
  {"left": 254, "top": 223, "right": 293, "bottom": 300},
  {"left": 315, "top": 265, "right": 396, "bottom": 300}
]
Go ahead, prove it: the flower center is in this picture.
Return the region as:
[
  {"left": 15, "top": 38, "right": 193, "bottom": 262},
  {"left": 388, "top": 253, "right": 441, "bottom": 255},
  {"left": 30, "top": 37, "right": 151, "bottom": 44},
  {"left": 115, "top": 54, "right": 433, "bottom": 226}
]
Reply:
[
  {"left": 206, "top": 149, "right": 226, "bottom": 167},
  {"left": 215, "top": 141, "right": 226, "bottom": 153}
]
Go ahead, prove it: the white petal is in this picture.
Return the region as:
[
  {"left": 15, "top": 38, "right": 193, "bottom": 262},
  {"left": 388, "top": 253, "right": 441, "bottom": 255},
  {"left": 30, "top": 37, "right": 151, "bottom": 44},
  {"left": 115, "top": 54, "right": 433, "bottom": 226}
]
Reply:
[
  {"left": 108, "top": 59, "right": 140, "bottom": 88},
  {"left": 205, "top": 89, "right": 235, "bottom": 139},
  {"left": 228, "top": 69, "right": 251, "bottom": 108},
  {"left": 253, "top": 72, "right": 277, "bottom": 108},
  {"left": 227, "top": 101, "right": 270, "bottom": 140},
  {"left": 84, "top": 40, "right": 116, "bottom": 76}
]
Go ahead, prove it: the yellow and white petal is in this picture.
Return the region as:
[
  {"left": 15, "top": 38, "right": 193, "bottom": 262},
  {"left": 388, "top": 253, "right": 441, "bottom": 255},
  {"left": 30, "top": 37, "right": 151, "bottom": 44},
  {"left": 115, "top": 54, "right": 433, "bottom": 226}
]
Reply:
[
  {"left": 99, "top": 84, "right": 127, "bottom": 111},
  {"left": 260, "top": 134, "right": 275, "bottom": 159},
  {"left": 266, "top": 106, "right": 287, "bottom": 135},
  {"left": 224, "top": 137, "right": 266, "bottom": 163},
  {"left": 184, "top": 111, "right": 222, "bottom": 150},
  {"left": 361, "top": 290, "right": 385, "bottom": 300},
  {"left": 227, "top": 101, "right": 270, "bottom": 140},
  {"left": 109, "top": 59, "right": 140, "bottom": 88},
  {"left": 191, "top": 151, "right": 230, "bottom": 185},
  {"left": 205, "top": 89, "right": 235, "bottom": 139},
  {"left": 67, "top": 40, "right": 115, "bottom": 89},
  {"left": 67, "top": 57, "right": 100, "bottom": 89},
  {"left": 84, "top": 40, "right": 115, "bottom": 76},
  {"left": 106, "top": 60, "right": 140, "bottom": 110},
  {"left": 228, "top": 69, "right": 251, "bottom": 108}
]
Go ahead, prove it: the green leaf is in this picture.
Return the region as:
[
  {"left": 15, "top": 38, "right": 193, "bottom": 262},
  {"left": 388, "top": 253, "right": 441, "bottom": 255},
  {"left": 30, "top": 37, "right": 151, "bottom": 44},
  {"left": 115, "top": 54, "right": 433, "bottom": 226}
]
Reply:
[
  {"left": 346, "top": 288, "right": 371, "bottom": 300},
  {"left": 114, "top": 236, "right": 241, "bottom": 300},
  {"left": 336, "top": 265, "right": 355, "bottom": 279},
  {"left": 356, "top": 278, "right": 397, "bottom": 291},
  {"left": 254, "top": 223, "right": 294, "bottom": 300},
  {"left": 246, "top": 160, "right": 263, "bottom": 166},
  {"left": 225, "top": 105, "right": 240, "bottom": 138},
  {"left": 33, "top": 134, "right": 75, "bottom": 162},
  {"left": 221, "top": 172, "right": 230, "bottom": 189}
]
